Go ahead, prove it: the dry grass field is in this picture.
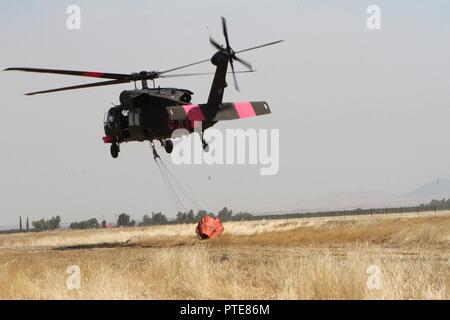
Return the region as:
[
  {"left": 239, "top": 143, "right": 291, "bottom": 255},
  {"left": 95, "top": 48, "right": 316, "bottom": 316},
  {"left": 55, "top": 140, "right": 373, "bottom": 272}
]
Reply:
[{"left": 0, "top": 212, "right": 449, "bottom": 299}]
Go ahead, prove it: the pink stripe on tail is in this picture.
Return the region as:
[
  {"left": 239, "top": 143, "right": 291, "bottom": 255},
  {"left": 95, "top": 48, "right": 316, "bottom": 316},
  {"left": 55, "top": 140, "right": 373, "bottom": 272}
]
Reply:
[
  {"left": 234, "top": 102, "right": 256, "bottom": 119},
  {"left": 183, "top": 104, "right": 205, "bottom": 121}
]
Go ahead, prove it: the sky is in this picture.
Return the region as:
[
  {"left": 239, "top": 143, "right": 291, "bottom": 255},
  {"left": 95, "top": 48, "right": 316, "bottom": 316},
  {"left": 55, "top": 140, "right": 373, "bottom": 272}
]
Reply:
[{"left": 1, "top": 0, "right": 450, "bottom": 227}]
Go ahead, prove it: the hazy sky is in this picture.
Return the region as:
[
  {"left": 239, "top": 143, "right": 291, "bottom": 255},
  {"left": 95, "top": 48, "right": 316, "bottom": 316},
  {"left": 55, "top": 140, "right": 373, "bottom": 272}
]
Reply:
[{"left": 1, "top": 0, "right": 450, "bottom": 227}]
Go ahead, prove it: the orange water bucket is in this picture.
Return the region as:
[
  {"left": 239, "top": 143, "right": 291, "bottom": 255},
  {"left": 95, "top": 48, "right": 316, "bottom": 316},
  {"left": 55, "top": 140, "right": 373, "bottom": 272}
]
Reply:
[{"left": 195, "top": 216, "right": 224, "bottom": 239}]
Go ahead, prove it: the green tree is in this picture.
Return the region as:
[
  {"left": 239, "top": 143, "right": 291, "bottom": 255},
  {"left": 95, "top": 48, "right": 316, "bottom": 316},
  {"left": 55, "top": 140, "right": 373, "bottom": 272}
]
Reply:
[
  {"left": 142, "top": 214, "right": 153, "bottom": 226},
  {"left": 32, "top": 219, "right": 47, "bottom": 232},
  {"left": 233, "top": 212, "right": 253, "bottom": 221},
  {"left": 48, "top": 215, "right": 61, "bottom": 230},
  {"left": 70, "top": 218, "right": 100, "bottom": 230},
  {"left": 142, "top": 212, "right": 167, "bottom": 225},
  {"left": 186, "top": 210, "right": 195, "bottom": 221},
  {"left": 32, "top": 215, "right": 61, "bottom": 232},
  {"left": 152, "top": 212, "right": 167, "bottom": 224},
  {"left": 195, "top": 210, "right": 209, "bottom": 221},
  {"left": 117, "top": 213, "right": 131, "bottom": 227},
  {"left": 218, "top": 207, "right": 233, "bottom": 221},
  {"left": 176, "top": 211, "right": 187, "bottom": 221}
]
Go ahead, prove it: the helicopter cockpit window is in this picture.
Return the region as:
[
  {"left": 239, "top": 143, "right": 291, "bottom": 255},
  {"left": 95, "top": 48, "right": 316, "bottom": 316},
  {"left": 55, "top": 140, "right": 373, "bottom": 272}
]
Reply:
[{"left": 104, "top": 111, "right": 115, "bottom": 128}]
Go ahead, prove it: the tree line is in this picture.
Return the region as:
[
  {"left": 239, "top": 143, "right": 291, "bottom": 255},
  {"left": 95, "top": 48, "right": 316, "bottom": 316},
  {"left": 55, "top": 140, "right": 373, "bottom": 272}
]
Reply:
[
  {"left": 19, "top": 197, "right": 450, "bottom": 233},
  {"left": 20, "top": 207, "right": 253, "bottom": 232},
  {"left": 419, "top": 198, "right": 450, "bottom": 210},
  {"left": 175, "top": 207, "right": 252, "bottom": 223}
]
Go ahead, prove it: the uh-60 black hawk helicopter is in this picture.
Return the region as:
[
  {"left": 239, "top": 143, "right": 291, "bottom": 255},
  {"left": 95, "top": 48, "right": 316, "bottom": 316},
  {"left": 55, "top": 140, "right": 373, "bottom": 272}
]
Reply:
[{"left": 5, "top": 17, "right": 283, "bottom": 159}]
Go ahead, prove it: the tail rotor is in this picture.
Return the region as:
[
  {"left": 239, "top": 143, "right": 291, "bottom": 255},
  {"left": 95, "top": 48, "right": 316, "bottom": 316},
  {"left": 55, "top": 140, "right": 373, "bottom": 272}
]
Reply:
[{"left": 208, "top": 17, "right": 284, "bottom": 91}]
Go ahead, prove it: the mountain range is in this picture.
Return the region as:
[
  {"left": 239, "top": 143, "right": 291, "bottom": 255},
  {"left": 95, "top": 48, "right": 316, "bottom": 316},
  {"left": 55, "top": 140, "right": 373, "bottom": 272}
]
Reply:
[{"left": 299, "top": 178, "right": 450, "bottom": 212}]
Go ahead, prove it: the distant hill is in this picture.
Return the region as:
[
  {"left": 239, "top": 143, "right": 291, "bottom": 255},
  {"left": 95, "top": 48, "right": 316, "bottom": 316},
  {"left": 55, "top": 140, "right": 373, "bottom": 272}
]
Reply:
[
  {"left": 405, "top": 179, "right": 450, "bottom": 199},
  {"left": 298, "top": 178, "right": 450, "bottom": 212}
]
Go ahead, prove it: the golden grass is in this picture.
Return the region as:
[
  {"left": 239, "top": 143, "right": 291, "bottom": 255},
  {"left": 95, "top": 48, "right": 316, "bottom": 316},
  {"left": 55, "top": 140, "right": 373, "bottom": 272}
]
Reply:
[{"left": 0, "top": 212, "right": 449, "bottom": 299}]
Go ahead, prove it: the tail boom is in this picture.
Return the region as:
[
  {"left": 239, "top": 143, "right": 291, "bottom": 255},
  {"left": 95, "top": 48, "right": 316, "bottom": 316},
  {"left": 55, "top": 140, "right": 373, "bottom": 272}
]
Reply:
[{"left": 166, "top": 101, "right": 271, "bottom": 122}]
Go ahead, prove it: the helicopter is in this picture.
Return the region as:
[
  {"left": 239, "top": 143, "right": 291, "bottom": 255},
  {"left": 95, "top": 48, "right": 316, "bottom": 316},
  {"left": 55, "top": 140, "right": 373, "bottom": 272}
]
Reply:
[{"left": 5, "top": 17, "right": 283, "bottom": 159}]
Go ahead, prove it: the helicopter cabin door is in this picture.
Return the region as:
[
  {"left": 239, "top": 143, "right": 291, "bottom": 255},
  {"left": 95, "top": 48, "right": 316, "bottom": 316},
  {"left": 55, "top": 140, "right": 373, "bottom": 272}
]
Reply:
[{"left": 128, "top": 109, "right": 145, "bottom": 141}]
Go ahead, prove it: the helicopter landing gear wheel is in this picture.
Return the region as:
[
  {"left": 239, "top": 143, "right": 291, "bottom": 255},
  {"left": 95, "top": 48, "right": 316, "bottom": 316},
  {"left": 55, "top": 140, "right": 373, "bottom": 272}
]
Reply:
[
  {"left": 162, "top": 139, "right": 173, "bottom": 154},
  {"left": 110, "top": 143, "right": 120, "bottom": 159}
]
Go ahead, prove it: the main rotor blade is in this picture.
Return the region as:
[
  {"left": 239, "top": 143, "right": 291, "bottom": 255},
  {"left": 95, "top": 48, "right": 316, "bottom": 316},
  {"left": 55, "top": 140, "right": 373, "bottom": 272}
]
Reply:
[
  {"left": 235, "top": 40, "right": 285, "bottom": 54},
  {"left": 158, "top": 58, "right": 212, "bottom": 75},
  {"left": 222, "top": 17, "right": 231, "bottom": 50},
  {"left": 24, "top": 79, "right": 130, "bottom": 96},
  {"left": 234, "top": 55, "right": 253, "bottom": 71},
  {"left": 159, "top": 70, "right": 256, "bottom": 78},
  {"left": 4, "top": 67, "right": 129, "bottom": 80}
]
